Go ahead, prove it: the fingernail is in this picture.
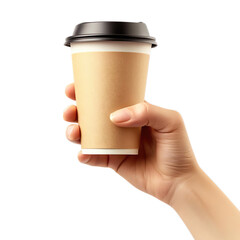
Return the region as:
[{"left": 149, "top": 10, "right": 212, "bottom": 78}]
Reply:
[
  {"left": 67, "top": 125, "right": 75, "bottom": 140},
  {"left": 79, "top": 155, "right": 91, "bottom": 163},
  {"left": 64, "top": 105, "right": 70, "bottom": 112},
  {"left": 110, "top": 109, "right": 132, "bottom": 123}
]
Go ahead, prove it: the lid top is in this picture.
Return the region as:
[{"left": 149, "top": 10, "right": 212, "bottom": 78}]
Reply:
[
  {"left": 73, "top": 21, "right": 149, "bottom": 36},
  {"left": 65, "top": 21, "right": 157, "bottom": 48}
]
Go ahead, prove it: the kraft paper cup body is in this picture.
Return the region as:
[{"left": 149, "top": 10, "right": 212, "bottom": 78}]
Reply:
[{"left": 71, "top": 41, "right": 151, "bottom": 155}]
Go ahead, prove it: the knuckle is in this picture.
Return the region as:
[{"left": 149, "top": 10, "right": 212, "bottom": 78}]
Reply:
[
  {"left": 129, "top": 102, "right": 150, "bottom": 125},
  {"left": 133, "top": 102, "right": 150, "bottom": 126},
  {"left": 133, "top": 102, "right": 149, "bottom": 125},
  {"left": 140, "top": 102, "right": 149, "bottom": 116},
  {"left": 171, "top": 110, "right": 183, "bottom": 126}
]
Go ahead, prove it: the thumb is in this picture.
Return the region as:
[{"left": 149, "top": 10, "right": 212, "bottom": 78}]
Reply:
[{"left": 110, "top": 101, "right": 183, "bottom": 133}]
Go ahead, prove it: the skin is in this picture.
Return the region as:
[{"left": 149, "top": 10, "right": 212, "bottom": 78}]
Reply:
[{"left": 63, "top": 83, "right": 240, "bottom": 239}]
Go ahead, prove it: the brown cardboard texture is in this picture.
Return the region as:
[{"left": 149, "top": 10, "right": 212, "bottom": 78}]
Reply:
[{"left": 72, "top": 51, "right": 150, "bottom": 149}]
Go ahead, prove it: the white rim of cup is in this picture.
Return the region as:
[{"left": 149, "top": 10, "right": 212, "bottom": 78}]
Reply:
[
  {"left": 70, "top": 41, "right": 151, "bottom": 55},
  {"left": 81, "top": 148, "right": 138, "bottom": 155}
]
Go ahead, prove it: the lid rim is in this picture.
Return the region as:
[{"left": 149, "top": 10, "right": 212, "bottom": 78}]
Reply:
[
  {"left": 65, "top": 35, "right": 157, "bottom": 48},
  {"left": 66, "top": 34, "right": 156, "bottom": 40}
]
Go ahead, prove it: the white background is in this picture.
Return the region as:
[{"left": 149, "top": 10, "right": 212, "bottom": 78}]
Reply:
[{"left": 0, "top": 0, "right": 239, "bottom": 239}]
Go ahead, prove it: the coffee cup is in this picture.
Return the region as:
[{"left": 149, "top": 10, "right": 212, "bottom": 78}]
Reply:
[{"left": 65, "top": 21, "right": 157, "bottom": 155}]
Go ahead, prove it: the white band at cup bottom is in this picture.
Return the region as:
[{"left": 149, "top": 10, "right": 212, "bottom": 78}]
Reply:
[{"left": 81, "top": 148, "right": 138, "bottom": 155}]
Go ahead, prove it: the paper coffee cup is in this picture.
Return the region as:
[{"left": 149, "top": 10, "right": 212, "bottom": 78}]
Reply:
[{"left": 65, "top": 22, "right": 157, "bottom": 155}]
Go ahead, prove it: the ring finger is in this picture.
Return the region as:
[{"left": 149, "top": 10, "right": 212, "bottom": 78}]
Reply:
[
  {"left": 63, "top": 105, "right": 78, "bottom": 122},
  {"left": 66, "top": 124, "right": 81, "bottom": 144}
]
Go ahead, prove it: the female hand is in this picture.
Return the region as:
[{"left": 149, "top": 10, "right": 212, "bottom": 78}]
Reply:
[{"left": 63, "top": 83, "right": 198, "bottom": 204}]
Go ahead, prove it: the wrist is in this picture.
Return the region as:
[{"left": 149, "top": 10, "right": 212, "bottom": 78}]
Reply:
[
  {"left": 167, "top": 166, "right": 240, "bottom": 240},
  {"left": 168, "top": 166, "right": 204, "bottom": 209}
]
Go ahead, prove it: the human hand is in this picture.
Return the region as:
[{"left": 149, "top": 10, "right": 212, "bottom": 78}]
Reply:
[{"left": 63, "top": 83, "right": 199, "bottom": 204}]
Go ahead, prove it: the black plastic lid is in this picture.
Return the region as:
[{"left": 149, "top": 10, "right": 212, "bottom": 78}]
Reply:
[{"left": 64, "top": 21, "right": 157, "bottom": 48}]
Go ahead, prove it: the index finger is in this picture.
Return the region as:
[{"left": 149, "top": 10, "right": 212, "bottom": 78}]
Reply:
[{"left": 65, "top": 83, "right": 76, "bottom": 100}]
